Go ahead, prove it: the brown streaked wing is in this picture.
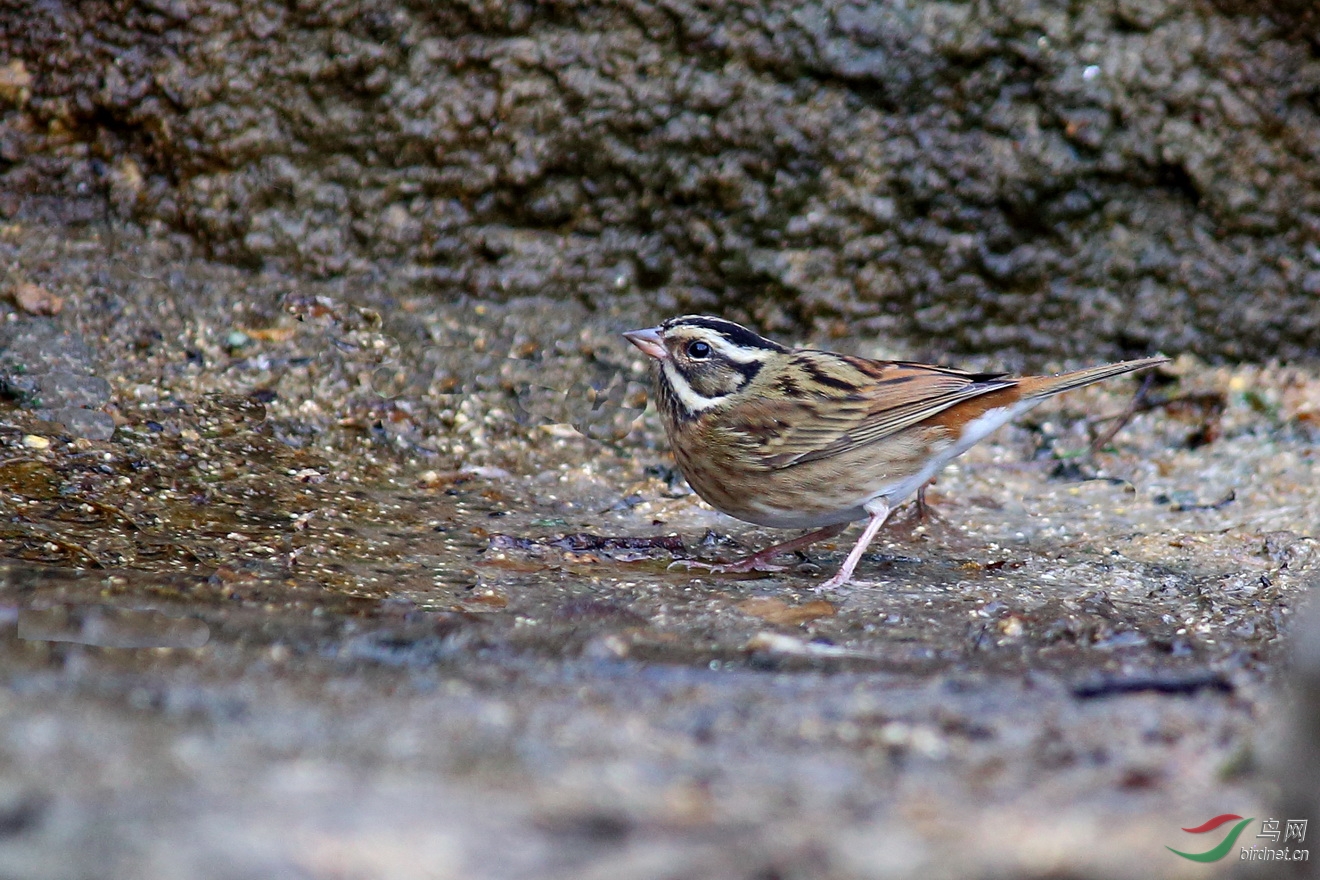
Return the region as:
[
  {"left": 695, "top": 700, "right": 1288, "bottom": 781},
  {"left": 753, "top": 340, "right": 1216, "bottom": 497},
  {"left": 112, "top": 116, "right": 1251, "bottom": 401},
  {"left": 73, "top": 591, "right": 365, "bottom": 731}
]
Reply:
[{"left": 742, "top": 353, "right": 1018, "bottom": 469}]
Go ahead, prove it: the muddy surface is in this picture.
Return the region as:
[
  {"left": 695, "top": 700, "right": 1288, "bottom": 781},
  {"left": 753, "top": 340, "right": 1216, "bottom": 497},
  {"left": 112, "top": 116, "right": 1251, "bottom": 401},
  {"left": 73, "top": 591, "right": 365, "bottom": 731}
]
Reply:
[{"left": 0, "top": 220, "right": 1316, "bottom": 878}]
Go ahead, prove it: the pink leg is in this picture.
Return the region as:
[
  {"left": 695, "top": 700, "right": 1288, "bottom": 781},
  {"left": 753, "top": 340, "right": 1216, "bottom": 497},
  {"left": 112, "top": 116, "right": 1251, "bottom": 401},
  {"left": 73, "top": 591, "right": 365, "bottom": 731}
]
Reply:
[
  {"left": 816, "top": 500, "right": 893, "bottom": 591},
  {"left": 671, "top": 522, "right": 849, "bottom": 573}
]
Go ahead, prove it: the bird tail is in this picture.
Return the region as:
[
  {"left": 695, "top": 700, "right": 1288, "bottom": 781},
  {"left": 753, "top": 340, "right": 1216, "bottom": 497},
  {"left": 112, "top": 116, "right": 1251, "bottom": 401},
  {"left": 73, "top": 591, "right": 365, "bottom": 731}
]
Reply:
[{"left": 1018, "top": 356, "right": 1169, "bottom": 399}]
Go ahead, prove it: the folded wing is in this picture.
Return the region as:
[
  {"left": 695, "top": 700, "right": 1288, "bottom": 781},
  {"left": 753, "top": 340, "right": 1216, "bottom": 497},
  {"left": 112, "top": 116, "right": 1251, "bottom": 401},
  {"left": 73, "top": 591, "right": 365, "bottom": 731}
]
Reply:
[{"left": 733, "top": 352, "right": 1017, "bottom": 469}]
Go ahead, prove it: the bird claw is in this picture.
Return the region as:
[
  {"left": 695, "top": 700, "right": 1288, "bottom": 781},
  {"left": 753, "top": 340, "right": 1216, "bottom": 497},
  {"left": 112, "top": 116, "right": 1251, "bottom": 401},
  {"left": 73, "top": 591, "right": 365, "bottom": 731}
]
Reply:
[{"left": 812, "top": 575, "right": 851, "bottom": 592}]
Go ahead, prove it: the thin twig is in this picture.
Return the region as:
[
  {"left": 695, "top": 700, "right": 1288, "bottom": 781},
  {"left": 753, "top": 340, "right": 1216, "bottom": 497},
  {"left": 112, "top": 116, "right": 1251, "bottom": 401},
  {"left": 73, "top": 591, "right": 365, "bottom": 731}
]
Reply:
[{"left": 1088, "top": 371, "right": 1158, "bottom": 455}]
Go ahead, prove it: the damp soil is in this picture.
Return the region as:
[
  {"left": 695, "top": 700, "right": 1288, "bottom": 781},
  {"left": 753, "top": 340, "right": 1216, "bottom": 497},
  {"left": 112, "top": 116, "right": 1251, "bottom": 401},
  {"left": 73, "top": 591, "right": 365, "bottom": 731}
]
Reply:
[{"left": 1, "top": 220, "right": 1318, "bottom": 879}]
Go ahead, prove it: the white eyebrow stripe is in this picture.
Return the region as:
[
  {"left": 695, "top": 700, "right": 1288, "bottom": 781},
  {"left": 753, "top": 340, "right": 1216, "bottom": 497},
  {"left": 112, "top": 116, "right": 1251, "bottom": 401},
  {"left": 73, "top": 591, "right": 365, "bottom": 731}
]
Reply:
[
  {"left": 709, "top": 336, "right": 769, "bottom": 364},
  {"left": 661, "top": 361, "right": 732, "bottom": 413}
]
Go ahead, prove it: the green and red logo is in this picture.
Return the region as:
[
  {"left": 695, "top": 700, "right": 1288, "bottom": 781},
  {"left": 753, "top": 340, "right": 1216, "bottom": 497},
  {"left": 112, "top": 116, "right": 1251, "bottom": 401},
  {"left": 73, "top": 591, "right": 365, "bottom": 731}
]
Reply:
[{"left": 1167, "top": 814, "right": 1255, "bottom": 862}]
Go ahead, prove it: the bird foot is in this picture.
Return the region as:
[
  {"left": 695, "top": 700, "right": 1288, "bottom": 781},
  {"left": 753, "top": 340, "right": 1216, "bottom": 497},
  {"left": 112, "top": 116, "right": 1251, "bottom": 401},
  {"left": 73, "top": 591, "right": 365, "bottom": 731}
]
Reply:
[{"left": 812, "top": 573, "right": 852, "bottom": 592}]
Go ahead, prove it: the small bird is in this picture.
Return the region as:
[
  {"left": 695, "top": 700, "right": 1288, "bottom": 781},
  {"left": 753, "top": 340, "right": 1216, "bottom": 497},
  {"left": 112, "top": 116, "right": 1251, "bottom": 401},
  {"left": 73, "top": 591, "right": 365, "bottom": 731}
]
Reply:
[{"left": 624, "top": 316, "right": 1168, "bottom": 590}]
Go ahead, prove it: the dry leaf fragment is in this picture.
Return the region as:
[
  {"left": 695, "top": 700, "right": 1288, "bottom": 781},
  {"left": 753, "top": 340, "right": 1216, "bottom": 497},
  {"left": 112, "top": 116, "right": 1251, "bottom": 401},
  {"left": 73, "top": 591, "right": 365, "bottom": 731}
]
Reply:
[
  {"left": 10, "top": 282, "right": 63, "bottom": 316},
  {"left": 736, "top": 597, "right": 836, "bottom": 625},
  {"left": 243, "top": 326, "right": 297, "bottom": 342}
]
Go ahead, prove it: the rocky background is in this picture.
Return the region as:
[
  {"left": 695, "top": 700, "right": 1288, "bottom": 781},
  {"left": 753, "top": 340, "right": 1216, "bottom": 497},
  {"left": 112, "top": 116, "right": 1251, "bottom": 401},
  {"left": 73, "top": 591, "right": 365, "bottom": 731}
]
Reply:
[
  {"left": 3, "top": 4, "right": 1320, "bottom": 879},
  {"left": 2, "top": 0, "right": 1319, "bottom": 361}
]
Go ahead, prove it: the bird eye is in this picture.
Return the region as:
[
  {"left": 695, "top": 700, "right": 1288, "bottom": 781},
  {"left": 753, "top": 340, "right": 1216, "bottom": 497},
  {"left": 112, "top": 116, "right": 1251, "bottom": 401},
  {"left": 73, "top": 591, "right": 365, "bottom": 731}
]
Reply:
[{"left": 687, "top": 341, "right": 711, "bottom": 359}]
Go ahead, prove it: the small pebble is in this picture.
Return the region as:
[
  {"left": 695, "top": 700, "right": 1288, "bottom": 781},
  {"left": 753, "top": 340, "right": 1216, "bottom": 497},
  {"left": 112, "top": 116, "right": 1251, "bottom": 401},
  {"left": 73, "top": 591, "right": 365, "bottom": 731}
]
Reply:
[
  {"left": 21, "top": 434, "right": 50, "bottom": 450},
  {"left": 40, "top": 408, "right": 116, "bottom": 441}
]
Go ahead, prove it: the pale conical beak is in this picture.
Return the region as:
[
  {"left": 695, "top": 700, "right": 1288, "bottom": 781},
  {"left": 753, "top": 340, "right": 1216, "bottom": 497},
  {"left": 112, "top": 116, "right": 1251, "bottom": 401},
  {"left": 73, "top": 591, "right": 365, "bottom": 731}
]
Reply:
[{"left": 623, "top": 327, "right": 667, "bottom": 360}]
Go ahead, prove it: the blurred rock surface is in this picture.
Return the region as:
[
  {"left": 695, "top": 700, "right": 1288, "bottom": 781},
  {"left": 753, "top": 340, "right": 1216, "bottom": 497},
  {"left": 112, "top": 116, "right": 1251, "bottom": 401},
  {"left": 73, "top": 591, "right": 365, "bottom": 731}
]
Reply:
[{"left": 2, "top": 0, "right": 1318, "bottom": 360}]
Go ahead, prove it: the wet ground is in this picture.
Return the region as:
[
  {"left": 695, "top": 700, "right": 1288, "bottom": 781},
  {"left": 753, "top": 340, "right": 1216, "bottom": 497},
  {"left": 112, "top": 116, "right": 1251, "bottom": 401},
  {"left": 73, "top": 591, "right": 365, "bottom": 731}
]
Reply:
[{"left": 1, "top": 220, "right": 1318, "bottom": 878}]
